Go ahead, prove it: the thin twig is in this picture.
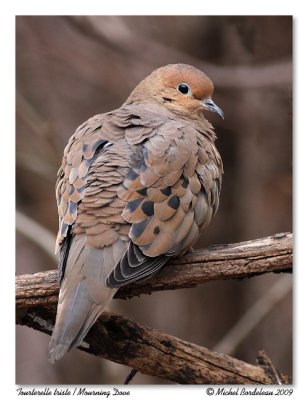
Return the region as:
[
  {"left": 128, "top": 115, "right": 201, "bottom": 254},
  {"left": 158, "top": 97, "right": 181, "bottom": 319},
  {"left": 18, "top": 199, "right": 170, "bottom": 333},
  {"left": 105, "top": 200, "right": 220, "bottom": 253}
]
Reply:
[
  {"left": 16, "top": 152, "right": 56, "bottom": 183},
  {"left": 16, "top": 91, "right": 49, "bottom": 140},
  {"left": 123, "top": 369, "right": 138, "bottom": 385},
  {"left": 257, "top": 351, "right": 286, "bottom": 385},
  {"left": 213, "top": 275, "right": 292, "bottom": 355},
  {"left": 16, "top": 91, "right": 59, "bottom": 182},
  {"left": 16, "top": 210, "right": 57, "bottom": 261}
]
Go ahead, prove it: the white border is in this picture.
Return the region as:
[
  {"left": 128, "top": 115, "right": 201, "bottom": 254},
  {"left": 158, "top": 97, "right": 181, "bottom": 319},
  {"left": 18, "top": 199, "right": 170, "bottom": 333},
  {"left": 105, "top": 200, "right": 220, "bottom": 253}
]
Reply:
[{"left": 3, "top": 1, "right": 306, "bottom": 399}]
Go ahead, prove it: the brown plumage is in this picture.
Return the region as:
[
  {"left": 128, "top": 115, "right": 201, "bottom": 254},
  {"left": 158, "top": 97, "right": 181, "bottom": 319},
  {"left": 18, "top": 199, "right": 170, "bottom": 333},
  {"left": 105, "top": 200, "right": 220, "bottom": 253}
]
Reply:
[{"left": 48, "top": 63, "right": 223, "bottom": 362}]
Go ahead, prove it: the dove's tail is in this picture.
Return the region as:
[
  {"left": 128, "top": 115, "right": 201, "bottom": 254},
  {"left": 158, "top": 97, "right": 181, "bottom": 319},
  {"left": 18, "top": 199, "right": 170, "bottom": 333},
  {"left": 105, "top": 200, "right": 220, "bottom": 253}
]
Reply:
[{"left": 48, "top": 235, "right": 127, "bottom": 363}]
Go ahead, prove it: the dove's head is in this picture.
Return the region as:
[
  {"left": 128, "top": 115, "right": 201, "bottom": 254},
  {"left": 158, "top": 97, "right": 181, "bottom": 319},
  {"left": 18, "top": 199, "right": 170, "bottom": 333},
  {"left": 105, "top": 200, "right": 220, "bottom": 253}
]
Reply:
[{"left": 127, "top": 63, "right": 224, "bottom": 119}]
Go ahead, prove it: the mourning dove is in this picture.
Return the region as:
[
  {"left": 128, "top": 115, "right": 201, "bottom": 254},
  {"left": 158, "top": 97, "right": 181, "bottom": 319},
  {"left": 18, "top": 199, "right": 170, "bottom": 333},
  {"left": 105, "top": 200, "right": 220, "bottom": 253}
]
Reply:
[{"left": 48, "top": 63, "right": 223, "bottom": 362}]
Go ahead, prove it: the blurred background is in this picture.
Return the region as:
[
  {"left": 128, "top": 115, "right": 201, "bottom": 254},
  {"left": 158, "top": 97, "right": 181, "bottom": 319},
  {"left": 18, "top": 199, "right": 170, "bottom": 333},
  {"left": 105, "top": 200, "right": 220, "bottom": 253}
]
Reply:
[{"left": 16, "top": 16, "right": 292, "bottom": 384}]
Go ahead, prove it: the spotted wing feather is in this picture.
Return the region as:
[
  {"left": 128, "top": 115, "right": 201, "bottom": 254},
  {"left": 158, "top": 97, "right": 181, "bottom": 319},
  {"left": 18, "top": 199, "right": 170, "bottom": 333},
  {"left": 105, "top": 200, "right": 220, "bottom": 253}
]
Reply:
[{"left": 107, "top": 116, "right": 222, "bottom": 288}]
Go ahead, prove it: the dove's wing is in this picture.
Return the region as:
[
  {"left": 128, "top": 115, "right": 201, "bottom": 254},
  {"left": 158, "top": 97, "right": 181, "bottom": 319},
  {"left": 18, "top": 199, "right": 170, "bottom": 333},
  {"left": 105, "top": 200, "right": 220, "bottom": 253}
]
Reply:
[{"left": 106, "top": 105, "right": 222, "bottom": 287}]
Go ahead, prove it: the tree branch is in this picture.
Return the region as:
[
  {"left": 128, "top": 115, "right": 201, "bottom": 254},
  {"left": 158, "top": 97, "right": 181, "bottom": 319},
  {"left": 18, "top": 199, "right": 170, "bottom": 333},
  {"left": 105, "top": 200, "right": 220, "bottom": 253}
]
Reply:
[
  {"left": 16, "top": 233, "right": 292, "bottom": 308},
  {"left": 17, "top": 306, "right": 290, "bottom": 385},
  {"left": 16, "top": 233, "right": 292, "bottom": 384}
]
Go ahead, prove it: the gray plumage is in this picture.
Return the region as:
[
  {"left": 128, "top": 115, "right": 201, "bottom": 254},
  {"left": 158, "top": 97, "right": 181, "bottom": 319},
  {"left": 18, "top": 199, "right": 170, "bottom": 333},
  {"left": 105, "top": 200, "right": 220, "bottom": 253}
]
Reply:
[{"left": 48, "top": 64, "right": 223, "bottom": 362}]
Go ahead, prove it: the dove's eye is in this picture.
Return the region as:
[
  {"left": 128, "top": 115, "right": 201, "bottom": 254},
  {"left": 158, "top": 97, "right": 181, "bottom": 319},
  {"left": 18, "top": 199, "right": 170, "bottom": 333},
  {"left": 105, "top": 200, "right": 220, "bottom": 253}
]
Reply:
[{"left": 177, "top": 83, "right": 190, "bottom": 95}]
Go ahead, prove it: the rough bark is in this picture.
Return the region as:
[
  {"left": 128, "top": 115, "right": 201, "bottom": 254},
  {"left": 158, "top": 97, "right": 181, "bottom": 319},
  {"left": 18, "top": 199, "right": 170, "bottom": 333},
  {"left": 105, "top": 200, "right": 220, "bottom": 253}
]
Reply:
[
  {"left": 17, "top": 307, "right": 290, "bottom": 385},
  {"left": 16, "top": 233, "right": 292, "bottom": 308}
]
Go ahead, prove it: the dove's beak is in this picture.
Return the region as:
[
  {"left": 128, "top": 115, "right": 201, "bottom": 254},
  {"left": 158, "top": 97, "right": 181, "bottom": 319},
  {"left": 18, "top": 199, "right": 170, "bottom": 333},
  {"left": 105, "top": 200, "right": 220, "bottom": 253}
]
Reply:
[{"left": 202, "top": 98, "right": 224, "bottom": 119}]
